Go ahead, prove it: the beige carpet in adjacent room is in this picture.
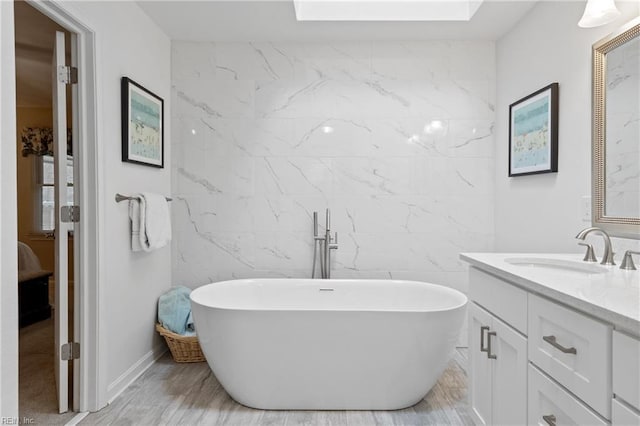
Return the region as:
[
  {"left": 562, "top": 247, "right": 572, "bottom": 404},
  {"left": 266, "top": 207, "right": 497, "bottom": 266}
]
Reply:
[{"left": 19, "top": 318, "right": 76, "bottom": 425}]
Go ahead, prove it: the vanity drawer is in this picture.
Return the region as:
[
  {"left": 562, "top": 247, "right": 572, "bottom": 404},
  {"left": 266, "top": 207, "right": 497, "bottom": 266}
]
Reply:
[
  {"left": 528, "top": 363, "right": 608, "bottom": 426},
  {"left": 612, "top": 398, "right": 640, "bottom": 426},
  {"left": 529, "top": 294, "right": 612, "bottom": 418},
  {"left": 613, "top": 331, "right": 640, "bottom": 410},
  {"left": 469, "top": 267, "right": 527, "bottom": 334}
]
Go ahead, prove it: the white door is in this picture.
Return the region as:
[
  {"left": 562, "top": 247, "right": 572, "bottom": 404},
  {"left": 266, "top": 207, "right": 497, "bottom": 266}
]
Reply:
[
  {"left": 52, "top": 30, "right": 71, "bottom": 414},
  {"left": 70, "top": 32, "right": 81, "bottom": 413},
  {"left": 491, "top": 316, "right": 527, "bottom": 426},
  {"left": 469, "top": 303, "right": 493, "bottom": 426}
]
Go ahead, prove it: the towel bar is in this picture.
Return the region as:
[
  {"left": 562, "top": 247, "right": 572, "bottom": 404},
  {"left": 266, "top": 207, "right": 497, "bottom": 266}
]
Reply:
[{"left": 115, "top": 193, "right": 172, "bottom": 203}]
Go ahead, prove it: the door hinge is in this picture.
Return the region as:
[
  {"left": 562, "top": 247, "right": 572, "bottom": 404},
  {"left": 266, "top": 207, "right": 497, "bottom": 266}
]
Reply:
[
  {"left": 61, "top": 205, "right": 80, "bottom": 223},
  {"left": 57, "top": 65, "right": 78, "bottom": 85},
  {"left": 61, "top": 342, "right": 80, "bottom": 361}
]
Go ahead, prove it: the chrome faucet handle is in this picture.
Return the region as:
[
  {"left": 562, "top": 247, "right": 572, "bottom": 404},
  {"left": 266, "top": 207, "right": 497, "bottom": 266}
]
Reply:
[
  {"left": 620, "top": 250, "right": 640, "bottom": 270},
  {"left": 329, "top": 232, "right": 338, "bottom": 249},
  {"left": 575, "top": 226, "right": 615, "bottom": 266},
  {"left": 578, "top": 242, "right": 597, "bottom": 262}
]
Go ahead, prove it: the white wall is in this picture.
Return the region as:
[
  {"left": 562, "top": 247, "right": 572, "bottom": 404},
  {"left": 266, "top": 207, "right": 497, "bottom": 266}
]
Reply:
[
  {"left": 55, "top": 1, "right": 172, "bottom": 404},
  {"left": 1, "top": 0, "right": 171, "bottom": 412},
  {"left": 171, "top": 41, "right": 495, "bottom": 307},
  {"left": 495, "top": 1, "right": 640, "bottom": 254},
  {"left": 3, "top": 0, "right": 171, "bottom": 409},
  {"left": 0, "top": 0, "right": 19, "bottom": 418}
]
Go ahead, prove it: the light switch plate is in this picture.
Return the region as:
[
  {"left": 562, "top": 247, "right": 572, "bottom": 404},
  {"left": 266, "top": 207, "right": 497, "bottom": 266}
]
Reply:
[{"left": 581, "top": 195, "right": 592, "bottom": 222}]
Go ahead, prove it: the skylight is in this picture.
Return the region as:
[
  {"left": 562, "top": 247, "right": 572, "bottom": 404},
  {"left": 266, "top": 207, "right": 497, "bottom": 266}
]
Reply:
[{"left": 293, "top": 0, "right": 485, "bottom": 22}]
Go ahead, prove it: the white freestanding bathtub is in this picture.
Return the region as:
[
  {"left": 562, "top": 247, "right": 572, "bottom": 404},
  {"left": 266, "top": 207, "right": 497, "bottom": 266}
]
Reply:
[{"left": 190, "top": 279, "right": 467, "bottom": 410}]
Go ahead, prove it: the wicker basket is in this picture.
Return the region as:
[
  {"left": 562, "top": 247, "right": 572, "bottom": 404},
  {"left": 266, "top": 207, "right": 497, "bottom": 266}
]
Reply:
[{"left": 156, "top": 323, "right": 205, "bottom": 363}]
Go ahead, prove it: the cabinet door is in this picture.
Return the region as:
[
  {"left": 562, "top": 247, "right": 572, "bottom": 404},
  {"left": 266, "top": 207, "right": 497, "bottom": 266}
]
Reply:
[
  {"left": 612, "top": 398, "right": 640, "bottom": 426},
  {"left": 528, "top": 364, "right": 607, "bottom": 426},
  {"left": 491, "top": 316, "right": 527, "bottom": 426},
  {"left": 613, "top": 331, "right": 640, "bottom": 411},
  {"left": 469, "top": 303, "right": 493, "bottom": 426}
]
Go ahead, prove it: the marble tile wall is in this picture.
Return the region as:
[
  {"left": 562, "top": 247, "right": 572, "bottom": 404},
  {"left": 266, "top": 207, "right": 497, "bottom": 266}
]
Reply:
[{"left": 171, "top": 41, "right": 496, "bottom": 296}]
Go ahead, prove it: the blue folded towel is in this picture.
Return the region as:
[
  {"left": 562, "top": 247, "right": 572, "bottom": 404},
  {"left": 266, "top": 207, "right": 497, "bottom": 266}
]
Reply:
[{"left": 158, "top": 286, "right": 195, "bottom": 335}]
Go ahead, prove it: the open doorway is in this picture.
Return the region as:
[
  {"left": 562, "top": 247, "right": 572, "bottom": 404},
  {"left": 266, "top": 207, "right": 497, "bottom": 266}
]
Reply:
[{"left": 14, "top": 1, "right": 76, "bottom": 423}]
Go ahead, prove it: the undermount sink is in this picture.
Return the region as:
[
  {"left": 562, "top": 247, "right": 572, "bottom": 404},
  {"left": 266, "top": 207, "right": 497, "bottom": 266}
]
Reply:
[{"left": 504, "top": 257, "right": 609, "bottom": 275}]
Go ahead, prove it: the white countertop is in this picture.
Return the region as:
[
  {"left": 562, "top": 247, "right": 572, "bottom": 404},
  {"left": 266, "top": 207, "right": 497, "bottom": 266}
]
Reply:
[{"left": 460, "top": 253, "right": 640, "bottom": 335}]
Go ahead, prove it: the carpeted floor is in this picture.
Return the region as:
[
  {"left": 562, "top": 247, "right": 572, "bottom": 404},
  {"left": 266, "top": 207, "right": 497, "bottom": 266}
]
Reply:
[{"left": 19, "top": 318, "right": 76, "bottom": 425}]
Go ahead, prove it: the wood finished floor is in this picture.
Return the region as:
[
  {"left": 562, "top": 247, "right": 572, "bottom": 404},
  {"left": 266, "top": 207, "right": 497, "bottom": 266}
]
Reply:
[{"left": 81, "top": 348, "right": 471, "bottom": 426}]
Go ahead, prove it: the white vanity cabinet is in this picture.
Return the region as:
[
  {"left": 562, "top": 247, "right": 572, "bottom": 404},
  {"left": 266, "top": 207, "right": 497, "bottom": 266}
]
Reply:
[
  {"left": 469, "top": 303, "right": 527, "bottom": 425},
  {"left": 528, "top": 363, "right": 608, "bottom": 426},
  {"left": 462, "top": 254, "right": 640, "bottom": 426},
  {"left": 528, "top": 293, "right": 612, "bottom": 417},
  {"left": 468, "top": 269, "right": 527, "bottom": 426},
  {"left": 612, "top": 331, "right": 640, "bottom": 425}
]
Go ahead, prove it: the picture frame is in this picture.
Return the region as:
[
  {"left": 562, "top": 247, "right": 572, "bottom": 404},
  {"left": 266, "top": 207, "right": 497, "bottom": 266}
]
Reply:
[
  {"left": 121, "top": 77, "right": 164, "bottom": 168},
  {"left": 508, "top": 82, "right": 558, "bottom": 177}
]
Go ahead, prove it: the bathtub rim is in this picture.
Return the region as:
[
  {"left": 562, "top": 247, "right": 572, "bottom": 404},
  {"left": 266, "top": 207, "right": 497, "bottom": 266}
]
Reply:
[{"left": 190, "top": 278, "right": 468, "bottom": 314}]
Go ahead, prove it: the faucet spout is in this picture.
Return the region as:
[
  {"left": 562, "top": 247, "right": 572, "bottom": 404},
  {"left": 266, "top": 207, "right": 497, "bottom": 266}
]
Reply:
[{"left": 575, "top": 227, "right": 615, "bottom": 266}]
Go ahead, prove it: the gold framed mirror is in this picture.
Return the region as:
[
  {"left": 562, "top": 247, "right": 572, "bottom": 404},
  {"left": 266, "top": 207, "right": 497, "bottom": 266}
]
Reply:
[{"left": 592, "top": 17, "right": 640, "bottom": 239}]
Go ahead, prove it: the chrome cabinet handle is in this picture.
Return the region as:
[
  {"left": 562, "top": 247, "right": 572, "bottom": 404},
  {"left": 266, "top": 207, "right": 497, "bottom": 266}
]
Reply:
[
  {"left": 487, "top": 331, "right": 497, "bottom": 359},
  {"left": 480, "top": 326, "right": 489, "bottom": 353},
  {"left": 542, "top": 414, "right": 556, "bottom": 426},
  {"left": 543, "top": 335, "right": 577, "bottom": 354}
]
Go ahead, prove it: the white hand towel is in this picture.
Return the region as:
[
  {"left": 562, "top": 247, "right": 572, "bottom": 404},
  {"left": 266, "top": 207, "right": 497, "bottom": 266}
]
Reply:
[
  {"left": 128, "top": 197, "right": 143, "bottom": 252},
  {"left": 128, "top": 193, "right": 171, "bottom": 252},
  {"left": 140, "top": 192, "right": 172, "bottom": 251}
]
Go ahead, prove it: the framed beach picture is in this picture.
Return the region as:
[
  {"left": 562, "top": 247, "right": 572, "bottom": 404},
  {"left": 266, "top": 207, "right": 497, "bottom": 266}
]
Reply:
[
  {"left": 121, "top": 77, "right": 164, "bottom": 168},
  {"left": 508, "top": 83, "right": 559, "bottom": 177}
]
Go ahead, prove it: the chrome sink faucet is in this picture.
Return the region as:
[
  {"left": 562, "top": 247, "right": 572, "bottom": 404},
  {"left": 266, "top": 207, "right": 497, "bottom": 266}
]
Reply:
[{"left": 575, "top": 227, "right": 616, "bottom": 266}]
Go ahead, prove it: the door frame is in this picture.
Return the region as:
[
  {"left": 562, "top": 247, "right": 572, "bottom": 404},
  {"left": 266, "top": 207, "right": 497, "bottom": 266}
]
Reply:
[
  {"left": 0, "top": 0, "right": 20, "bottom": 416},
  {"left": 1, "top": 0, "right": 103, "bottom": 414}
]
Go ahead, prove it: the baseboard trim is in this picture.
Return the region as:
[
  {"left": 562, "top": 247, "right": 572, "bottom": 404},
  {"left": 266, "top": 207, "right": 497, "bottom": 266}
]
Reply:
[
  {"left": 106, "top": 344, "right": 167, "bottom": 404},
  {"left": 65, "top": 411, "right": 89, "bottom": 426}
]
